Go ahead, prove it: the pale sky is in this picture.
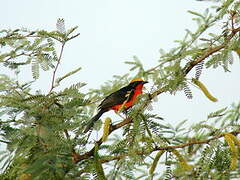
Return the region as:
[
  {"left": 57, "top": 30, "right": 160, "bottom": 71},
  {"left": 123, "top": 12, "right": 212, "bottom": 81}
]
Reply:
[{"left": 1, "top": 0, "right": 240, "bottom": 137}]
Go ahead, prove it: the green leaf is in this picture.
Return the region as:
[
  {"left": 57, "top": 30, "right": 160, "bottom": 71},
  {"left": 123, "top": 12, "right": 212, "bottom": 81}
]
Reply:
[
  {"left": 188, "top": 10, "right": 204, "bottom": 19},
  {"left": 208, "top": 107, "right": 227, "bottom": 119},
  {"left": 56, "top": 67, "right": 82, "bottom": 85},
  {"left": 175, "top": 120, "right": 188, "bottom": 131},
  {"left": 94, "top": 145, "right": 107, "bottom": 180}
]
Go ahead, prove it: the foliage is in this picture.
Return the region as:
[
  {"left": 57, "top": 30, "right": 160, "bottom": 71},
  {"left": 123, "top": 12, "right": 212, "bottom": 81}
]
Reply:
[{"left": 0, "top": 1, "right": 240, "bottom": 179}]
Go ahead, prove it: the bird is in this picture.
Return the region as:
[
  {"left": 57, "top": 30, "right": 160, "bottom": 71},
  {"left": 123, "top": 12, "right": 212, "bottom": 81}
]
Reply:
[{"left": 84, "top": 78, "right": 148, "bottom": 133}]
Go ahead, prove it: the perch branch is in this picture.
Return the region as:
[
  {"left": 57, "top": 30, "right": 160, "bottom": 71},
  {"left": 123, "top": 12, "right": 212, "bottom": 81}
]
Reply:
[{"left": 73, "top": 26, "right": 240, "bottom": 164}]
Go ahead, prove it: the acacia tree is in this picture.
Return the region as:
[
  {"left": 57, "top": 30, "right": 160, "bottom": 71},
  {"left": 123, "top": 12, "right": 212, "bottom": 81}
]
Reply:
[{"left": 0, "top": 1, "right": 240, "bottom": 179}]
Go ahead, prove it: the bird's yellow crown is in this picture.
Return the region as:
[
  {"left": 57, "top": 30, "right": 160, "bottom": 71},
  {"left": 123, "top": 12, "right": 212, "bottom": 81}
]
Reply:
[{"left": 130, "top": 78, "right": 144, "bottom": 83}]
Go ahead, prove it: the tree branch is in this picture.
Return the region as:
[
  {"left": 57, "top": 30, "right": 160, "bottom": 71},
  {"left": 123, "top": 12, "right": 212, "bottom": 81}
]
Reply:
[
  {"left": 185, "top": 26, "right": 240, "bottom": 74},
  {"left": 99, "top": 130, "right": 240, "bottom": 164},
  {"left": 73, "top": 26, "right": 240, "bottom": 164}
]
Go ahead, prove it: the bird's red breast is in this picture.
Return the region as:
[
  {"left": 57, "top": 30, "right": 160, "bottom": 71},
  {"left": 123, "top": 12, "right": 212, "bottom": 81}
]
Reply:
[{"left": 111, "top": 83, "right": 144, "bottom": 112}]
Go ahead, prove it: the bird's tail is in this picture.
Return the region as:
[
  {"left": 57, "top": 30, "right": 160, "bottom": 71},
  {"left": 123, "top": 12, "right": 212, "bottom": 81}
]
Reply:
[{"left": 84, "top": 109, "right": 107, "bottom": 133}]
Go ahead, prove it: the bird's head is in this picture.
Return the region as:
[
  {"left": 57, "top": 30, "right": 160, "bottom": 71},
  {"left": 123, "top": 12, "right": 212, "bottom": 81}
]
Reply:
[{"left": 129, "top": 78, "right": 148, "bottom": 90}]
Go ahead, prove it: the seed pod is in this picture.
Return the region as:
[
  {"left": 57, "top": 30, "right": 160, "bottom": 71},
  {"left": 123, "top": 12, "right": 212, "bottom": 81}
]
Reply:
[
  {"left": 102, "top": 117, "right": 111, "bottom": 142},
  {"left": 192, "top": 78, "right": 218, "bottom": 102},
  {"left": 224, "top": 133, "right": 240, "bottom": 148},
  {"left": 224, "top": 133, "right": 238, "bottom": 170},
  {"left": 149, "top": 150, "right": 165, "bottom": 175},
  {"left": 172, "top": 149, "right": 193, "bottom": 171}
]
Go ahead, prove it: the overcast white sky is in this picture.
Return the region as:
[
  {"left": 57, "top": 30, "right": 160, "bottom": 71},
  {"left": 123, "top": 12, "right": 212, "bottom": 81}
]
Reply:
[{"left": 1, "top": 0, "right": 240, "bottom": 135}]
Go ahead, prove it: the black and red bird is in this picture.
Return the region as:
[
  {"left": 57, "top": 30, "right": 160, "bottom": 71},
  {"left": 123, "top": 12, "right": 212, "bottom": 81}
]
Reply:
[{"left": 84, "top": 78, "right": 148, "bottom": 133}]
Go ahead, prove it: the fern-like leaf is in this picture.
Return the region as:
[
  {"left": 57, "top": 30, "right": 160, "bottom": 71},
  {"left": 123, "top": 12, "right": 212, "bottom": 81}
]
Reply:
[
  {"left": 56, "top": 18, "right": 66, "bottom": 33},
  {"left": 195, "top": 60, "right": 204, "bottom": 80},
  {"left": 183, "top": 82, "right": 193, "bottom": 99},
  {"left": 31, "top": 60, "right": 39, "bottom": 80}
]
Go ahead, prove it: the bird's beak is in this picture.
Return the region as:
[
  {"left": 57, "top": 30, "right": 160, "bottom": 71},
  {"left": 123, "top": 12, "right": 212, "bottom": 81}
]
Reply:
[{"left": 142, "top": 81, "right": 148, "bottom": 84}]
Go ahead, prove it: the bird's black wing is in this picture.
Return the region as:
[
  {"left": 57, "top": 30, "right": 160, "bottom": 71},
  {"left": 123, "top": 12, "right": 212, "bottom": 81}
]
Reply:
[{"left": 98, "top": 86, "right": 134, "bottom": 110}]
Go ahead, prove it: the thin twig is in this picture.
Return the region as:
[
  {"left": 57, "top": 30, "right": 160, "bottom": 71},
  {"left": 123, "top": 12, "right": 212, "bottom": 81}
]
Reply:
[
  {"left": 49, "top": 42, "right": 65, "bottom": 93},
  {"left": 146, "top": 63, "right": 162, "bottom": 73},
  {"left": 0, "top": 139, "right": 10, "bottom": 144},
  {"left": 67, "top": 33, "right": 80, "bottom": 41},
  {"left": 6, "top": 52, "right": 33, "bottom": 61}
]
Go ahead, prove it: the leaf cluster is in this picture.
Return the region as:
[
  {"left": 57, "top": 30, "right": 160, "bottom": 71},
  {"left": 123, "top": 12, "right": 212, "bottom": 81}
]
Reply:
[{"left": 0, "top": 1, "right": 240, "bottom": 179}]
